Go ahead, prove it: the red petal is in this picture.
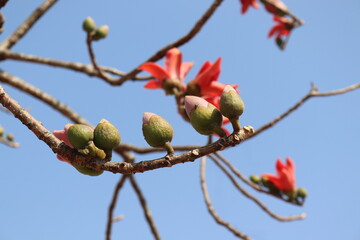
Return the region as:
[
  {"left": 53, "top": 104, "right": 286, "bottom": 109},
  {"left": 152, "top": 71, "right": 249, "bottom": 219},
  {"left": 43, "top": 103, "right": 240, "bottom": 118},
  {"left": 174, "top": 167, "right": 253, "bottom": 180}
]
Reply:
[
  {"left": 165, "top": 48, "right": 182, "bottom": 79},
  {"left": 195, "top": 58, "right": 222, "bottom": 88},
  {"left": 138, "top": 62, "right": 170, "bottom": 81},
  {"left": 201, "top": 81, "right": 226, "bottom": 97},
  {"left": 197, "top": 61, "right": 212, "bottom": 76},
  {"left": 180, "top": 62, "right": 194, "bottom": 80},
  {"left": 144, "top": 80, "right": 162, "bottom": 89}
]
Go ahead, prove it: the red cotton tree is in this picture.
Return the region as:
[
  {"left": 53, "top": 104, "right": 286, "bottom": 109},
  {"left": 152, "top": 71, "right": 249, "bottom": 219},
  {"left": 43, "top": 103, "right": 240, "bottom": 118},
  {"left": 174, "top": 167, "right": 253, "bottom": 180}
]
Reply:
[{"left": 0, "top": 0, "right": 359, "bottom": 239}]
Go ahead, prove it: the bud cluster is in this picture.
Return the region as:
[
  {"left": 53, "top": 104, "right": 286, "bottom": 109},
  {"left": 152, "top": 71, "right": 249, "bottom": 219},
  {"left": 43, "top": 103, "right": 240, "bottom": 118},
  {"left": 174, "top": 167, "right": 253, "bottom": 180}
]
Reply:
[
  {"left": 82, "top": 17, "right": 109, "bottom": 41},
  {"left": 184, "top": 85, "right": 245, "bottom": 136},
  {"left": 0, "top": 126, "right": 15, "bottom": 142},
  {"left": 54, "top": 119, "right": 120, "bottom": 176}
]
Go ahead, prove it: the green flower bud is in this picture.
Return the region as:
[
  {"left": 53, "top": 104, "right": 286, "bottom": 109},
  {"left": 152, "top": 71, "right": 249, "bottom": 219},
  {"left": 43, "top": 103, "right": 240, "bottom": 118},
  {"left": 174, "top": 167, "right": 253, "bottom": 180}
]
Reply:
[
  {"left": 220, "top": 85, "right": 245, "bottom": 119},
  {"left": 79, "top": 141, "right": 106, "bottom": 159},
  {"left": 185, "top": 96, "right": 225, "bottom": 137},
  {"left": 297, "top": 187, "right": 308, "bottom": 198},
  {"left": 142, "top": 112, "right": 174, "bottom": 148},
  {"left": 162, "top": 78, "right": 183, "bottom": 95},
  {"left": 261, "top": 176, "right": 271, "bottom": 188},
  {"left": 92, "top": 25, "right": 109, "bottom": 41},
  {"left": 6, "top": 133, "right": 14, "bottom": 141},
  {"left": 68, "top": 124, "right": 94, "bottom": 150},
  {"left": 249, "top": 175, "right": 261, "bottom": 184},
  {"left": 73, "top": 163, "right": 104, "bottom": 176},
  {"left": 0, "top": 126, "right": 4, "bottom": 137},
  {"left": 82, "top": 17, "right": 96, "bottom": 33},
  {"left": 93, "top": 119, "right": 120, "bottom": 150}
]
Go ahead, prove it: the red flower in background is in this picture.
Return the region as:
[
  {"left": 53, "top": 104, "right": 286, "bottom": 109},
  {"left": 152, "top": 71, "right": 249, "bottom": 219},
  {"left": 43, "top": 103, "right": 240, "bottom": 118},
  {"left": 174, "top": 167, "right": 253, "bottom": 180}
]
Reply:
[
  {"left": 138, "top": 48, "right": 193, "bottom": 93},
  {"left": 240, "top": 0, "right": 260, "bottom": 14},
  {"left": 268, "top": 16, "right": 293, "bottom": 40},
  {"left": 262, "top": 0, "right": 288, "bottom": 16},
  {"left": 262, "top": 157, "right": 296, "bottom": 191}
]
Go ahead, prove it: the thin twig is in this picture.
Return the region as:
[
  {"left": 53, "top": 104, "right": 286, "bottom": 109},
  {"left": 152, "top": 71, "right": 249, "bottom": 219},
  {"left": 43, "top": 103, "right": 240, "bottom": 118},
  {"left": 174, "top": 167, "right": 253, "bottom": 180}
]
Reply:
[
  {"left": 106, "top": 175, "right": 128, "bottom": 240},
  {"left": 0, "top": 50, "right": 152, "bottom": 80},
  {"left": 112, "top": 215, "right": 125, "bottom": 223},
  {"left": 86, "top": 36, "right": 117, "bottom": 84},
  {"left": 0, "top": 136, "right": 19, "bottom": 147},
  {"left": 214, "top": 152, "right": 302, "bottom": 206},
  {"left": 200, "top": 156, "right": 252, "bottom": 240},
  {"left": 115, "top": 0, "right": 225, "bottom": 84},
  {"left": 0, "top": 71, "right": 92, "bottom": 126},
  {"left": 249, "top": 82, "right": 360, "bottom": 140},
  {"left": 129, "top": 175, "right": 161, "bottom": 240},
  {"left": 0, "top": 0, "right": 58, "bottom": 49},
  {"left": 118, "top": 143, "right": 201, "bottom": 154},
  {"left": 209, "top": 154, "right": 306, "bottom": 222}
]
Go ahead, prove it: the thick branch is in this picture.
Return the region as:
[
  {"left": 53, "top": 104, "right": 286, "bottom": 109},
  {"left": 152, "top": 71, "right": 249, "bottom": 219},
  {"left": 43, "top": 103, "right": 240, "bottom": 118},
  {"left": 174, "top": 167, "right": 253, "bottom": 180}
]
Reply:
[
  {"left": 115, "top": 0, "right": 224, "bottom": 84},
  {"left": 200, "top": 157, "right": 252, "bottom": 240},
  {"left": 1, "top": 82, "right": 358, "bottom": 174},
  {"left": 129, "top": 176, "right": 161, "bottom": 240},
  {"left": 209, "top": 154, "right": 306, "bottom": 222},
  {"left": 0, "top": 0, "right": 58, "bottom": 49}
]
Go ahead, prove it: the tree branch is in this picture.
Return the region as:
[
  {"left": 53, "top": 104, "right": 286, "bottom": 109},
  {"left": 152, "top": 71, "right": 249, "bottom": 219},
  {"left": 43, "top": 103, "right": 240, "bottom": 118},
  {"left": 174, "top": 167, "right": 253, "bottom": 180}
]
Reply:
[
  {"left": 118, "top": 143, "right": 201, "bottom": 154},
  {"left": 0, "top": 70, "right": 92, "bottom": 125},
  {"left": 115, "top": 0, "right": 224, "bottom": 84},
  {"left": 106, "top": 175, "right": 128, "bottom": 240},
  {"left": 0, "top": 0, "right": 58, "bottom": 50},
  {"left": 209, "top": 154, "right": 306, "bottom": 222},
  {"left": 1, "top": 82, "right": 358, "bottom": 174},
  {"left": 129, "top": 175, "right": 161, "bottom": 240},
  {"left": 200, "top": 157, "right": 252, "bottom": 240},
  {"left": 248, "top": 82, "right": 360, "bottom": 140},
  {"left": 214, "top": 152, "right": 303, "bottom": 206},
  {"left": 0, "top": 50, "right": 152, "bottom": 81}
]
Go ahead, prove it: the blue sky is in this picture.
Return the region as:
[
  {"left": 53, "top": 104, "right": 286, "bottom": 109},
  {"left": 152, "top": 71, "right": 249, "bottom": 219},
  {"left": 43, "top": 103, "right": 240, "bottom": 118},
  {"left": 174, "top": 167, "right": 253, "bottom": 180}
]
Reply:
[{"left": 1, "top": 0, "right": 360, "bottom": 239}]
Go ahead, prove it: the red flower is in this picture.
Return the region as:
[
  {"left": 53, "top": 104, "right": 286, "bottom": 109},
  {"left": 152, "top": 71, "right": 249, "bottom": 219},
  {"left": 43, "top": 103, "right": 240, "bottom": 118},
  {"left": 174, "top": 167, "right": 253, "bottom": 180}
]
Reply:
[
  {"left": 240, "top": 0, "right": 260, "bottom": 14},
  {"left": 262, "top": 0, "right": 288, "bottom": 16},
  {"left": 138, "top": 48, "right": 193, "bottom": 94},
  {"left": 268, "top": 16, "right": 293, "bottom": 40},
  {"left": 188, "top": 58, "right": 238, "bottom": 98},
  {"left": 262, "top": 157, "right": 296, "bottom": 191}
]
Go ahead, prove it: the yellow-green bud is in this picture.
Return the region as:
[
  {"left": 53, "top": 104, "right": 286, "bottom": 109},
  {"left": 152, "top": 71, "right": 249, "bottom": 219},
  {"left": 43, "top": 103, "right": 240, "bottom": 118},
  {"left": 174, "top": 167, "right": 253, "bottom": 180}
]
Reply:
[
  {"left": 82, "top": 17, "right": 96, "bottom": 33},
  {"left": 79, "top": 141, "right": 106, "bottom": 159},
  {"left": 92, "top": 25, "right": 109, "bottom": 41},
  {"left": 297, "top": 187, "right": 308, "bottom": 198},
  {"left": 68, "top": 124, "right": 94, "bottom": 150},
  {"left": 185, "top": 96, "right": 225, "bottom": 136},
  {"left": 0, "top": 126, "right": 4, "bottom": 137},
  {"left": 220, "top": 85, "right": 244, "bottom": 120},
  {"left": 6, "top": 133, "right": 14, "bottom": 141},
  {"left": 93, "top": 119, "right": 120, "bottom": 150},
  {"left": 250, "top": 175, "right": 261, "bottom": 184},
  {"left": 142, "top": 112, "right": 174, "bottom": 148},
  {"left": 73, "top": 163, "right": 103, "bottom": 176}
]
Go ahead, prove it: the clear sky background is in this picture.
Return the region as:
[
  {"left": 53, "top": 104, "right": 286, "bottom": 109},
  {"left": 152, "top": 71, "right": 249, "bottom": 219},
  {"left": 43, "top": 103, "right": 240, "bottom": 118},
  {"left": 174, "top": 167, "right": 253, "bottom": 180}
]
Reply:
[{"left": 1, "top": 0, "right": 360, "bottom": 239}]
